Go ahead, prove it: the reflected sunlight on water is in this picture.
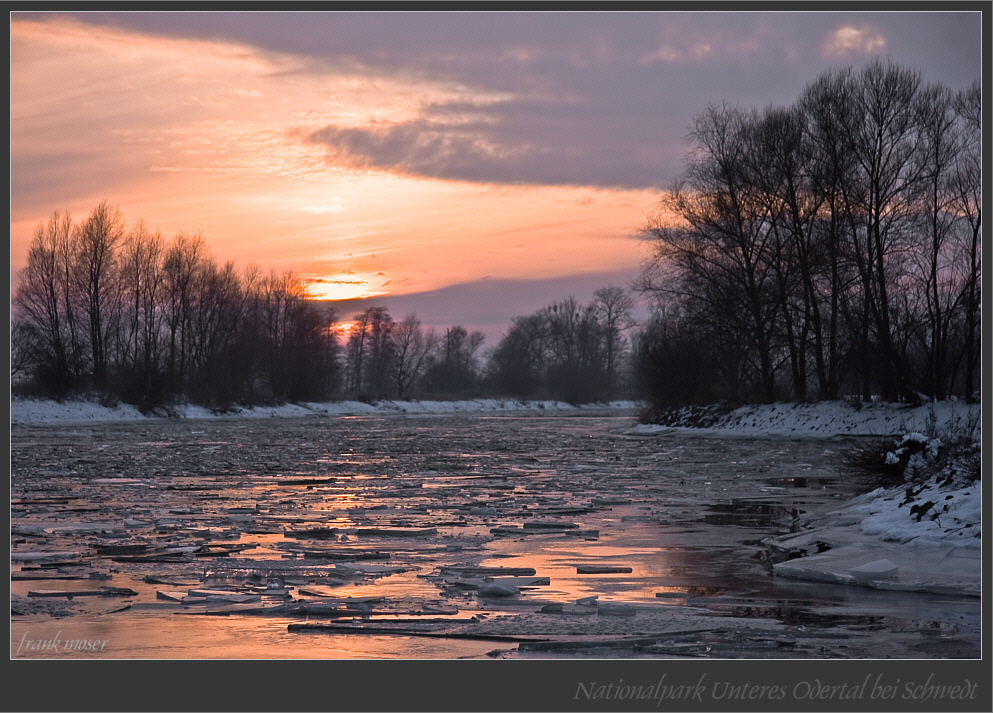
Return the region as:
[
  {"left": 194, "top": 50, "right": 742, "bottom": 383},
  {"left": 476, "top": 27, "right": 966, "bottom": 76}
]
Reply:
[{"left": 14, "top": 412, "right": 972, "bottom": 659}]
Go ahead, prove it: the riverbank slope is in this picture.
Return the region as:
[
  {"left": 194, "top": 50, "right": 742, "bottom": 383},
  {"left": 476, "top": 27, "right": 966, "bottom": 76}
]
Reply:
[{"left": 634, "top": 399, "right": 983, "bottom": 598}]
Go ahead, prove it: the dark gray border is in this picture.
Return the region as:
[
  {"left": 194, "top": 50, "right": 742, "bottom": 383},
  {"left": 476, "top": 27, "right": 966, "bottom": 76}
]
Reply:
[{"left": 6, "top": 2, "right": 989, "bottom": 712}]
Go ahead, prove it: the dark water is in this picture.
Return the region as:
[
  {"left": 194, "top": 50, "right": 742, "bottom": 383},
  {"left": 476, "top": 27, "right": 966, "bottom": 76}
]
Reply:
[{"left": 9, "top": 410, "right": 980, "bottom": 658}]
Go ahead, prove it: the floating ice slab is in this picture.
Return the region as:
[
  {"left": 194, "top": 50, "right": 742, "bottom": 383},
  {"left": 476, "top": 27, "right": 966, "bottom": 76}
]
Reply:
[
  {"left": 11, "top": 551, "right": 82, "bottom": 563},
  {"left": 478, "top": 583, "right": 519, "bottom": 598},
  {"left": 848, "top": 559, "right": 898, "bottom": 581},
  {"left": 485, "top": 576, "right": 550, "bottom": 587},
  {"left": 576, "top": 565, "right": 633, "bottom": 574}
]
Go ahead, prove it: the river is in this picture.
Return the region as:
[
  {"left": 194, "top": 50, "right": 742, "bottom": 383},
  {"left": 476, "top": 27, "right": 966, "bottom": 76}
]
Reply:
[{"left": 9, "top": 409, "right": 980, "bottom": 658}]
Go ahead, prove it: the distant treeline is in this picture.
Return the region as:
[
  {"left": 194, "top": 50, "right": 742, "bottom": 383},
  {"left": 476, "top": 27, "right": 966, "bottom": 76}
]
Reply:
[
  {"left": 487, "top": 289, "right": 635, "bottom": 403},
  {"left": 339, "top": 288, "right": 636, "bottom": 403},
  {"left": 10, "top": 203, "right": 638, "bottom": 409},
  {"left": 635, "top": 60, "right": 981, "bottom": 408}
]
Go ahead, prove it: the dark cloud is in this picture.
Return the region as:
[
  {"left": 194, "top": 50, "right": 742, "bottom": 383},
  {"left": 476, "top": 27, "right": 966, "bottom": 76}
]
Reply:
[
  {"left": 308, "top": 115, "right": 553, "bottom": 186},
  {"left": 305, "top": 90, "right": 682, "bottom": 188},
  {"left": 298, "top": 11, "right": 979, "bottom": 189},
  {"left": 49, "top": 11, "right": 980, "bottom": 93},
  {"left": 323, "top": 269, "right": 647, "bottom": 344}
]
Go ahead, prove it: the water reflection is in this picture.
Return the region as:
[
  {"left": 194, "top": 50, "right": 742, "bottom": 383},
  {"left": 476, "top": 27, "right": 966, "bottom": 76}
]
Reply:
[{"left": 10, "top": 412, "right": 977, "bottom": 659}]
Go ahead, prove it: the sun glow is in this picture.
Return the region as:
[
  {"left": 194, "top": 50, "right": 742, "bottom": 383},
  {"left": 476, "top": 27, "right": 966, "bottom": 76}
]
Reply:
[
  {"left": 11, "top": 14, "right": 657, "bottom": 302},
  {"left": 305, "top": 276, "right": 388, "bottom": 302}
]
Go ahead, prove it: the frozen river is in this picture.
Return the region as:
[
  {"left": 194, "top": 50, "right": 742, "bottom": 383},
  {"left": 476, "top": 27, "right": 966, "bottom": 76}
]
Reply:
[{"left": 10, "top": 409, "right": 980, "bottom": 658}]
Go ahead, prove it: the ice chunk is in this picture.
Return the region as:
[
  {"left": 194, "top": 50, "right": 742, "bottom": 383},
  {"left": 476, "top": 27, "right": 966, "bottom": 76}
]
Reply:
[
  {"left": 848, "top": 559, "right": 898, "bottom": 581},
  {"left": 478, "top": 583, "right": 519, "bottom": 598},
  {"left": 576, "top": 565, "right": 632, "bottom": 574}
]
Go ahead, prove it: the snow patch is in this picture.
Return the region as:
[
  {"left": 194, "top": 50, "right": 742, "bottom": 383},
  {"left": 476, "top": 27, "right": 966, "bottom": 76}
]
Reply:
[
  {"left": 854, "top": 480, "right": 982, "bottom": 549},
  {"left": 10, "top": 396, "right": 644, "bottom": 424},
  {"left": 634, "top": 400, "right": 980, "bottom": 438}
]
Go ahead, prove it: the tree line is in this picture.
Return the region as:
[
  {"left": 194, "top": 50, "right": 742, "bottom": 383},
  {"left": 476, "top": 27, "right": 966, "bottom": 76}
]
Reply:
[
  {"left": 336, "top": 288, "right": 637, "bottom": 403},
  {"left": 635, "top": 59, "right": 981, "bottom": 407},
  {"left": 486, "top": 288, "right": 635, "bottom": 403},
  {"left": 15, "top": 61, "right": 976, "bottom": 413},
  {"left": 340, "top": 307, "right": 488, "bottom": 401},
  {"left": 10, "top": 203, "right": 638, "bottom": 409},
  {"left": 11, "top": 202, "right": 342, "bottom": 410}
]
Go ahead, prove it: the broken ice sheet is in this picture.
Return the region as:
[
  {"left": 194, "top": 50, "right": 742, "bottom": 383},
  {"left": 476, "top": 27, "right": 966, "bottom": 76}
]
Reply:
[{"left": 10, "top": 411, "right": 981, "bottom": 658}]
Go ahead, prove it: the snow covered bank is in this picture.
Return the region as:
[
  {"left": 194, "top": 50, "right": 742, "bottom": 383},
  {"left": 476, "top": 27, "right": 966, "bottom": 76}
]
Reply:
[
  {"left": 628, "top": 399, "right": 983, "bottom": 598},
  {"left": 759, "top": 420, "right": 982, "bottom": 597},
  {"left": 764, "top": 477, "right": 982, "bottom": 596},
  {"left": 854, "top": 478, "right": 982, "bottom": 549},
  {"left": 632, "top": 399, "right": 981, "bottom": 438},
  {"left": 9, "top": 396, "right": 643, "bottom": 425}
]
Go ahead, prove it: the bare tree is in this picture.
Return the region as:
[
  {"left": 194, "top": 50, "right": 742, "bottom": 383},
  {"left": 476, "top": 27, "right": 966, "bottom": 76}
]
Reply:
[
  {"left": 364, "top": 306, "right": 394, "bottom": 398},
  {"left": 117, "top": 220, "right": 164, "bottom": 373},
  {"left": 637, "top": 60, "right": 977, "bottom": 406},
  {"left": 12, "top": 203, "right": 347, "bottom": 407},
  {"left": 111, "top": 220, "right": 167, "bottom": 407},
  {"left": 487, "top": 293, "right": 622, "bottom": 402},
  {"left": 9, "top": 320, "right": 35, "bottom": 383},
  {"left": 388, "top": 313, "right": 438, "bottom": 399},
  {"left": 839, "top": 60, "right": 929, "bottom": 400},
  {"left": 902, "top": 83, "right": 963, "bottom": 399},
  {"left": 186, "top": 257, "right": 246, "bottom": 405},
  {"left": 648, "top": 104, "right": 782, "bottom": 401},
  {"left": 162, "top": 231, "right": 206, "bottom": 388},
  {"left": 743, "top": 105, "right": 832, "bottom": 399},
  {"left": 75, "top": 200, "right": 125, "bottom": 386},
  {"left": 800, "top": 67, "right": 864, "bottom": 399},
  {"left": 950, "top": 80, "right": 981, "bottom": 399},
  {"left": 424, "top": 325, "right": 485, "bottom": 395},
  {"left": 345, "top": 306, "right": 393, "bottom": 397},
  {"left": 345, "top": 309, "right": 370, "bottom": 394},
  {"left": 12, "top": 211, "right": 85, "bottom": 393},
  {"left": 592, "top": 286, "right": 635, "bottom": 390},
  {"left": 487, "top": 312, "right": 548, "bottom": 396},
  {"left": 254, "top": 270, "right": 341, "bottom": 402}
]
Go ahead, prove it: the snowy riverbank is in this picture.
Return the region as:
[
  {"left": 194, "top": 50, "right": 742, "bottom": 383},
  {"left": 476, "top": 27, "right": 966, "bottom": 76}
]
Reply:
[
  {"left": 763, "top": 474, "right": 982, "bottom": 597},
  {"left": 11, "top": 396, "right": 981, "bottom": 437},
  {"left": 8, "top": 395, "right": 643, "bottom": 425},
  {"left": 632, "top": 399, "right": 981, "bottom": 439},
  {"left": 631, "top": 399, "right": 984, "bottom": 597}
]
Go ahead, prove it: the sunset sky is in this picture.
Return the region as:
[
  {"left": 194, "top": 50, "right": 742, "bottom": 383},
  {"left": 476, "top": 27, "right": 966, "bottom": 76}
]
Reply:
[{"left": 9, "top": 9, "right": 983, "bottom": 339}]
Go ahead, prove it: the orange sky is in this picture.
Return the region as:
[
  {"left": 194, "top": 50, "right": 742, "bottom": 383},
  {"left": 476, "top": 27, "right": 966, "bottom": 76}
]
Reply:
[
  {"left": 9, "top": 15, "right": 658, "bottom": 302},
  {"left": 11, "top": 10, "right": 980, "bottom": 332}
]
